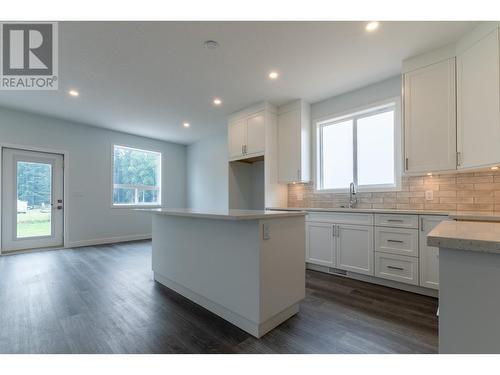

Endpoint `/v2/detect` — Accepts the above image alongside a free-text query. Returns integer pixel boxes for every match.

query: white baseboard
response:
[66,234,152,248]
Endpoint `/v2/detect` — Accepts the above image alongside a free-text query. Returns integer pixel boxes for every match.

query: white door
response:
[419,216,446,290]
[457,28,500,169]
[336,224,374,276]
[246,112,266,155]
[404,58,457,173]
[1,148,64,252]
[228,119,246,159]
[306,221,335,267]
[278,108,301,183]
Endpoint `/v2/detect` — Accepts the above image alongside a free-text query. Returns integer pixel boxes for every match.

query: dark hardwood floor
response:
[0,241,438,353]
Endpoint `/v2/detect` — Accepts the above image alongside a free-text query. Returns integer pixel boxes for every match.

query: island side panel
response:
[259,216,306,324]
[439,247,500,353]
[152,214,261,325]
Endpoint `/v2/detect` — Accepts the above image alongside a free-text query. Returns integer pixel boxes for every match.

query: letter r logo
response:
[2,23,53,75]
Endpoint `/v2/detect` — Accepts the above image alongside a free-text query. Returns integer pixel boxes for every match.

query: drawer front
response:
[375,252,419,285]
[375,227,419,257]
[374,214,418,229]
[307,212,373,226]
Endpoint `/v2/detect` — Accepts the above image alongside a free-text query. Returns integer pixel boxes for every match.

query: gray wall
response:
[0,106,187,247]
[187,131,228,210]
[312,75,401,120]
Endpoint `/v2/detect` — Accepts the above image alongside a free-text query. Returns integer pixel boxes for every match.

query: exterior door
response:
[1,148,64,252]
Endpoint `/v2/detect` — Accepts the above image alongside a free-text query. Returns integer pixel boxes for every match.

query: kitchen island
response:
[428,220,500,353]
[140,208,307,338]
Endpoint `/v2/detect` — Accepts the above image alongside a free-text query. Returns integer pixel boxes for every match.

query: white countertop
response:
[427,220,500,254]
[136,208,307,221]
[268,207,500,222]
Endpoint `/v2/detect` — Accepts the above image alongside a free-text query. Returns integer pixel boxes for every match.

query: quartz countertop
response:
[427,220,500,253]
[136,208,307,221]
[267,207,500,222]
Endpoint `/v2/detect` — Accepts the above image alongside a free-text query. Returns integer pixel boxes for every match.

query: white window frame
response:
[111,144,162,208]
[314,97,402,193]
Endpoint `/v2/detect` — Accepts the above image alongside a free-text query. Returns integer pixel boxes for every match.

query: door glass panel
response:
[16,161,52,238]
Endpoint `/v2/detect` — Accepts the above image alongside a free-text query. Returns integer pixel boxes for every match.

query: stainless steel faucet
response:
[349,182,357,208]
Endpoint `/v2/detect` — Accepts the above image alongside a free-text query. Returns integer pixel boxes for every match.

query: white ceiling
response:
[0,21,477,144]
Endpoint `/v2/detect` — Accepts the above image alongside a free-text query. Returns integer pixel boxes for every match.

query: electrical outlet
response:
[262,223,271,240]
[425,190,434,201]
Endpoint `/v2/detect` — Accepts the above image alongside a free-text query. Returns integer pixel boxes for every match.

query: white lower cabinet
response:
[306,222,335,267]
[305,211,447,292]
[306,213,374,276]
[336,224,374,276]
[375,252,419,286]
[419,216,447,290]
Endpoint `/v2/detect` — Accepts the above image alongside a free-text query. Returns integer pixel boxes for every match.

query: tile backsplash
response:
[288,170,500,212]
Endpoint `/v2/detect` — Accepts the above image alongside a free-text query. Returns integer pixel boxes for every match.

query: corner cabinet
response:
[403,58,457,174]
[277,100,311,183]
[457,27,500,169]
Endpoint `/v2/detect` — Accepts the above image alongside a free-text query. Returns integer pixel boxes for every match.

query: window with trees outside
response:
[316,101,400,192]
[112,145,162,206]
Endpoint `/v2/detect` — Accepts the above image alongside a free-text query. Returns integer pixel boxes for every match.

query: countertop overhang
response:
[427,220,500,253]
[136,208,307,221]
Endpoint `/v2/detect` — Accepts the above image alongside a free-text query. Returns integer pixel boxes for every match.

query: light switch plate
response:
[262,223,271,240]
[425,190,434,201]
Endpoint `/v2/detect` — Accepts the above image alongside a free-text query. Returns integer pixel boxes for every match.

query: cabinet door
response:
[278,109,301,183]
[457,28,500,169]
[306,222,335,267]
[404,58,456,173]
[228,119,246,159]
[336,224,374,276]
[419,216,446,290]
[246,112,266,155]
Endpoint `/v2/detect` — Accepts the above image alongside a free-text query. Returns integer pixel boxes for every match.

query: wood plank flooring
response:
[0,241,438,353]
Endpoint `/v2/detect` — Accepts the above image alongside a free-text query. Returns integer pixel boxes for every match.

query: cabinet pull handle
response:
[241,145,244,155]
[387,239,404,243]
[387,219,404,223]
[456,152,462,166]
[332,225,336,237]
[405,158,409,171]
[297,169,301,181]
[420,217,424,232]
[387,265,404,271]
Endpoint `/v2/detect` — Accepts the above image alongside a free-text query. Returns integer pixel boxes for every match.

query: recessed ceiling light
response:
[365,21,380,32]
[203,40,219,50]
[213,98,222,106]
[183,122,190,128]
[68,90,79,97]
[268,71,279,80]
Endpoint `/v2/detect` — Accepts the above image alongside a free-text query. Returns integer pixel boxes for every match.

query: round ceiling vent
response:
[203,40,220,50]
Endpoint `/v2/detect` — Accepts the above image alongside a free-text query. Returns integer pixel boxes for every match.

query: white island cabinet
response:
[428,220,500,353]
[141,208,306,338]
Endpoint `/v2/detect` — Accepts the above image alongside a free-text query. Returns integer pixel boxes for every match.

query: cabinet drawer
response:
[375,252,419,285]
[375,227,419,257]
[374,214,418,229]
[306,212,373,226]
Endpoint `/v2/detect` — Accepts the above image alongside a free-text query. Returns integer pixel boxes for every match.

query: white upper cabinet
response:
[228,119,247,159]
[277,100,311,183]
[457,27,500,169]
[228,110,266,161]
[246,112,266,155]
[403,58,457,173]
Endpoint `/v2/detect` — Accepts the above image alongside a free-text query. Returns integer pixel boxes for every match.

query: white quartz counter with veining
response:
[427,220,500,253]
[137,208,307,221]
